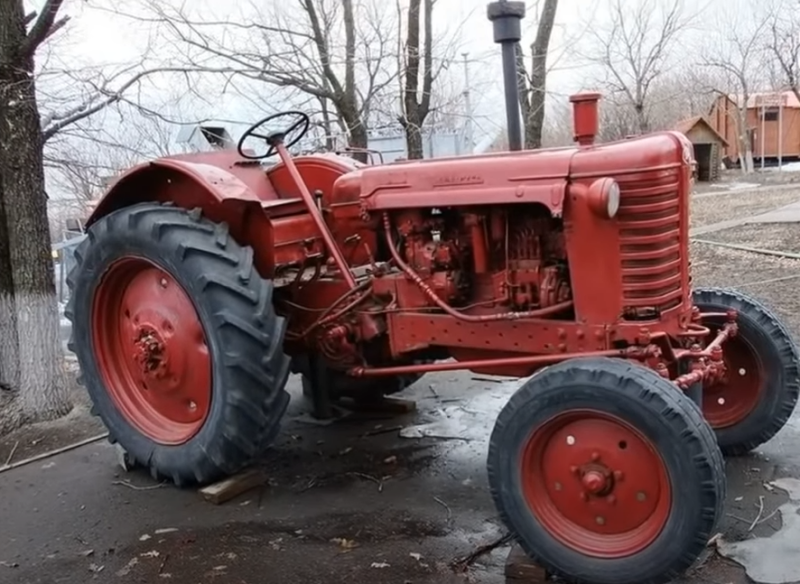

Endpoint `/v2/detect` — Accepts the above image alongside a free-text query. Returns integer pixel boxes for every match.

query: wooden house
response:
[673,116,728,181]
[708,91,800,165]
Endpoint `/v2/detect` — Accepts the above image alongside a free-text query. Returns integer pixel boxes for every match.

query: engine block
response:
[375,205,572,313]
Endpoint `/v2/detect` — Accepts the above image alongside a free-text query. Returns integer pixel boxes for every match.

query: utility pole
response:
[462,53,474,154]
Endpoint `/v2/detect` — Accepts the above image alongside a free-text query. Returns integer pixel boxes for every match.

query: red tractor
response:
[65,6,798,583]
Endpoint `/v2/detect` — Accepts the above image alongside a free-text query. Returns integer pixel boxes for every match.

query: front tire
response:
[693,287,800,455]
[66,203,291,486]
[487,358,725,584]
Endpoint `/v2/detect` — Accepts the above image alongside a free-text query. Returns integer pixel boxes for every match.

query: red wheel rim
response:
[703,333,764,428]
[521,410,672,558]
[91,257,212,445]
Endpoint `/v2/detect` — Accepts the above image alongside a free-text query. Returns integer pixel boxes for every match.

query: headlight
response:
[585,177,621,219]
[606,180,620,218]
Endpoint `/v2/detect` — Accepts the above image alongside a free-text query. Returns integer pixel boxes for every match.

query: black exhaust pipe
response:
[487,0,526,151]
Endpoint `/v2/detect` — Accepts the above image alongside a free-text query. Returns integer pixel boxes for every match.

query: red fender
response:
[86,150,364,277]
[86,150,278,274]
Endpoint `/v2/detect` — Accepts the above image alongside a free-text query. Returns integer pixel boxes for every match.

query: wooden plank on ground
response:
[505,545,548,583]
[199,469,266,505]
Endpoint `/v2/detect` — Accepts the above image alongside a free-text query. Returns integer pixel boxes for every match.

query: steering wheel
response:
[236,110,311,160]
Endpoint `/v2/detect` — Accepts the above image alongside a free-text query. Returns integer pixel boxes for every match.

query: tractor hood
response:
[353,146,576,216]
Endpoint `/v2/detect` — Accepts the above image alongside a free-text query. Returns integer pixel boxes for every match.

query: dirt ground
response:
[3,177,800,584]
[0,373,105,467]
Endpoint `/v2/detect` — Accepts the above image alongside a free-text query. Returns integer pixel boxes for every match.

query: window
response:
[763,108,780,122]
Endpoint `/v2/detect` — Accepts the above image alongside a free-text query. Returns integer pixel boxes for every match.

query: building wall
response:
[685,124,721,145]
[749,107,800,160]
[709,96,800,161]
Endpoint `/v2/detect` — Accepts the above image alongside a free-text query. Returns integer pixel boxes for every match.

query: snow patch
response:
[400,379,519,461]
[717,478,800,584]
[776,162,800,173]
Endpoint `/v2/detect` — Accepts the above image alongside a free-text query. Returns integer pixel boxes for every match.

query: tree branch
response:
[23,0,67,57]
[41,66,241,143]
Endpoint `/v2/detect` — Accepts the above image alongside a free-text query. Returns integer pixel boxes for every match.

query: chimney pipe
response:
[487,1,526,151]
[569,92,602,147]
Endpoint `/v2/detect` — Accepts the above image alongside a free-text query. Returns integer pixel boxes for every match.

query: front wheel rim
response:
[521,410,672,558]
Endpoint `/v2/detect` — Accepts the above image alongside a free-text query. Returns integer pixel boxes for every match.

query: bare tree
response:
[516,0,560,149]
[765,0,800,104]
[131,0,399,157]
[0,0,72,423]
[701,6,772,173]
[593,70,720,142]
[0,0,185,431]
[398,0,434,159]
[582,0,694,134]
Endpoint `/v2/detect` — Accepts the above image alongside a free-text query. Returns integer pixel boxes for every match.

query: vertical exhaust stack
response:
[487,1,526,151]
[569,92,602,147]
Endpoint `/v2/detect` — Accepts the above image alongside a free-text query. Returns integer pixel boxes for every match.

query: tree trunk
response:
[401,0,433,160]
[635,103,649,134]
[525,0,559,149]
[339,102,369,162]
[403,113,425,160]
[0,0,70,424]
[734,103,754,174]
[0,172,19,392]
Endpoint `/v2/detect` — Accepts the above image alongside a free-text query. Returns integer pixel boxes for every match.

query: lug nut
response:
[596,516,605,526]
[637,491,647,502]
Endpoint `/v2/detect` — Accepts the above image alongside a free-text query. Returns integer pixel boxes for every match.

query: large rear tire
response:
[487,357,725,584]
[693,287,800,455]
[66,203,291,486]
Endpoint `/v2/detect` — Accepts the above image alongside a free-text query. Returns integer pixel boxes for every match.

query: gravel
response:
[691,188,800,229]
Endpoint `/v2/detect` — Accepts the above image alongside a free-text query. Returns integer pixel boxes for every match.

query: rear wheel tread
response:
[66,202,290,486]
[693,286,800,455]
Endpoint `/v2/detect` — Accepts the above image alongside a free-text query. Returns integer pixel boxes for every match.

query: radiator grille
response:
[616,169,685,316]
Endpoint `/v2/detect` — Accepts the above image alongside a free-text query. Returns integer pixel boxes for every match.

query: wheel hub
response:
[91,257,212,445]
[133,328,168,378]
[522,411,671,558]
[702,333,763,428]
[579,467,612,496]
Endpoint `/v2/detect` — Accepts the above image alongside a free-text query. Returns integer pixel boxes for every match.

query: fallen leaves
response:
[331,537,359,551]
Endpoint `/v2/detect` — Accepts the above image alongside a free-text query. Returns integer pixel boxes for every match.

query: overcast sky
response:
[33,0,610,137]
